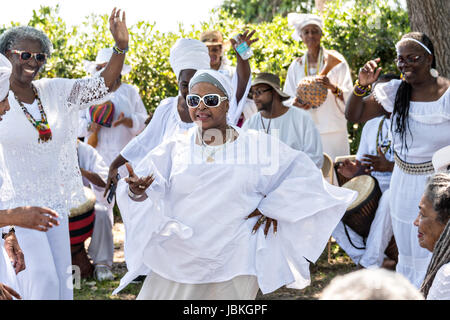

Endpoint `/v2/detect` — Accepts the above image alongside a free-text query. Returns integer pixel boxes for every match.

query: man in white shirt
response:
[242,72,323,168]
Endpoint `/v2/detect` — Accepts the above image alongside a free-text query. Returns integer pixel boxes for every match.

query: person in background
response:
[77,140,115,281]
[284,13,353,161]
[242,72,323,168]
[332,74,399,270]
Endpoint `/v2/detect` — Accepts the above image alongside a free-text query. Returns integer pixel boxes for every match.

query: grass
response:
[73,240,358,300]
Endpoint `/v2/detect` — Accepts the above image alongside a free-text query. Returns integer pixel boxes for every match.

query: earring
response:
[430,68,439,78]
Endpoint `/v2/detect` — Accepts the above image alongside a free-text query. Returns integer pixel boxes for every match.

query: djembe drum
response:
[69,187,96,278]
[296,51,342,108]
[341,175,398,262]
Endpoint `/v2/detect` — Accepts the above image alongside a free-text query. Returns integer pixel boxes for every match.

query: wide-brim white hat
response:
[432,145,450,173]
[83,48,132,76]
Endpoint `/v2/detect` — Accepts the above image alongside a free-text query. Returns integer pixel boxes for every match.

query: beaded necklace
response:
[14,85,52,143]
[376,116,391,155]
[304,47,324,76]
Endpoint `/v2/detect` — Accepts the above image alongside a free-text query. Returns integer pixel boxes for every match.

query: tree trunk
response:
[406,0,450,78]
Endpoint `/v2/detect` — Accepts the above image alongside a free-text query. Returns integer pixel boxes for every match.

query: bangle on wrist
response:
[353,79,371,97]
[332,86,342,97]
[128,186,146,201]
[113,45,129,55]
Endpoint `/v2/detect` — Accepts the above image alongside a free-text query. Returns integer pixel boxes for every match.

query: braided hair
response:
[420,172,450,298]
[393,32,436,152]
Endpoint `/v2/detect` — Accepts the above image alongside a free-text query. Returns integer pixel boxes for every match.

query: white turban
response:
[83,48,132,76]
[169,39,210,81]
[432,145,450,173]
[0,53,12,101]
[287,13,323,42]
[189,69,232,100]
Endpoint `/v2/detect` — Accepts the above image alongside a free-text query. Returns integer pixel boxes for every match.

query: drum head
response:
[70,187,96,217]
[342,175,376,211]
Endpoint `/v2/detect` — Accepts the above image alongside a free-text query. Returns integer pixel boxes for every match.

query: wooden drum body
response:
[342,175,382,238]
[69,187,96,278]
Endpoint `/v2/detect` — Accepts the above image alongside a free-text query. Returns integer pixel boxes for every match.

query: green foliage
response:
[0,1,409,153]
[221,0,315,23]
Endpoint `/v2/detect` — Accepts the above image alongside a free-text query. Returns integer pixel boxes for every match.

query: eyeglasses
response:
[10,50,47,63]
[394,55,422,65]
[186,94,227,108]
[248,88,272,99]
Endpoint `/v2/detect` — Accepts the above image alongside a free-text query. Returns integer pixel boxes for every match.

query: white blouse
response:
[427,262,450,300]
[113,126,356,294]
[283,50,353,134]
[0,77,110,213]
[78,83,148,167]
[373,80,450,163]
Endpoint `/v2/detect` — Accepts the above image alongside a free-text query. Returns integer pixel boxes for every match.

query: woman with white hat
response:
[0,8,129,299]
[112,69,356,299]
[284,13,353,162]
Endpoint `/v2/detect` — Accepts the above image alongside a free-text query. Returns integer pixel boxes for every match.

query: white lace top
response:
[427,262,450,300]
[0,77,110,214]
[373,79,450,163]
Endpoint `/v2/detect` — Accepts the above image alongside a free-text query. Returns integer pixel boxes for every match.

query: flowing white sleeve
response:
[427,263,450,300]
[66,76,111,110]
[227,69,252,125]
[372,79,402,113]
[253,139,357,292]
[128,85,148,136]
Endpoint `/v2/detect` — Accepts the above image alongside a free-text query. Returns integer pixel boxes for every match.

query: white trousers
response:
[332,189,393,268]
[137,272,260,300]
[15,213,73,300]
[87,202,114,267]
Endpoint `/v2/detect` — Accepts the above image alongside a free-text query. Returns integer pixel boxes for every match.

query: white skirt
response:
[137,272,260,300]
[389,165,432,288]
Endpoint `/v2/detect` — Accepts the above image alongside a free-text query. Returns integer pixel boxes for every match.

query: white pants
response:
[15,213,73,300]
[137,272,260,300]
[88,202,114,267]
[332,189,393,268]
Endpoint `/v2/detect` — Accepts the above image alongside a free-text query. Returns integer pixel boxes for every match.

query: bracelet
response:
[353,79,371,97]
[332,86,342,97]
[128,186,146,201]
[113,45,129,55]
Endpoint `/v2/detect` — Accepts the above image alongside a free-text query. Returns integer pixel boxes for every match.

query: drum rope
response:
[343,222,367,250]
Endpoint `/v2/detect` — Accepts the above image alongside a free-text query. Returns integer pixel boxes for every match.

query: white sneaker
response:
[94,265,114,281]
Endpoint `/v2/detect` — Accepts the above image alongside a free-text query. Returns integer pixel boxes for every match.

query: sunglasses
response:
[186,94,227,108]
[248,87,272,99]
[10,50,47,63]
[394,55,422,65]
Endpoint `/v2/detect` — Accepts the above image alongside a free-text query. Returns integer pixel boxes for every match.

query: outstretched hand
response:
[0,283,21,300]
[358,57,382,87]
[246,209,277,238]
[230,30,259,53]
[124,163,154,195]
[109,8,129,49]
[113,112,133,128]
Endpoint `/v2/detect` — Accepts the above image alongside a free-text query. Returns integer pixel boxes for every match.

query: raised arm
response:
[345,58,389,123]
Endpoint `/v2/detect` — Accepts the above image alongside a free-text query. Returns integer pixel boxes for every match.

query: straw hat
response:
[200,30,231,52]
[251,73,290,101]
[83,48,132,76]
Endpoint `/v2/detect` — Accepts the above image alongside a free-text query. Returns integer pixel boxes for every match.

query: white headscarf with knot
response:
[169,39,210,81]
[189,69,232,100]
[0,53,12,101]
[287,13,323,42]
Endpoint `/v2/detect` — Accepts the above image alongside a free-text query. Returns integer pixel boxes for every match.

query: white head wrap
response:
[432,145,450,173]
[288,13,323,42]
[189,69,232,100]
[169,39,210,81]
[0,53,12,101]
[83,48,132,76]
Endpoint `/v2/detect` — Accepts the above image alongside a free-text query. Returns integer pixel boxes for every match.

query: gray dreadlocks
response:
[420,172,450,298]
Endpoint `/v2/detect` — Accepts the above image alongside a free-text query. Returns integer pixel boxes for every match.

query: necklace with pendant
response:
[14,85,52,143]
[198,126,232,163]
[376,116,391,155]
